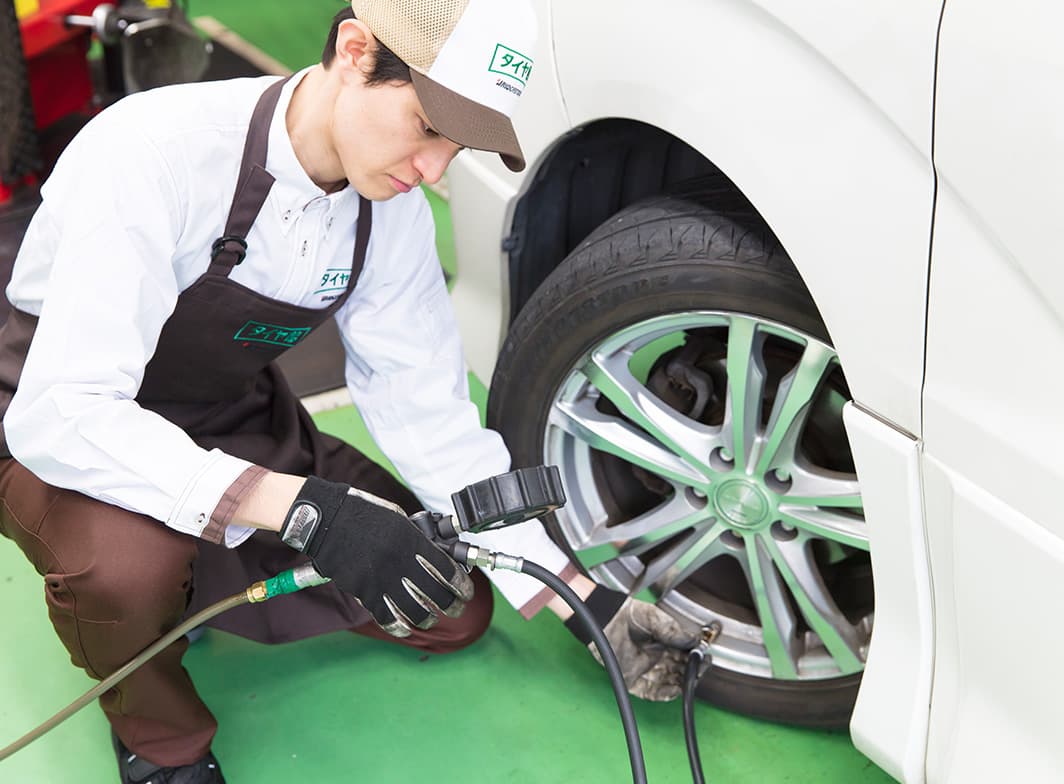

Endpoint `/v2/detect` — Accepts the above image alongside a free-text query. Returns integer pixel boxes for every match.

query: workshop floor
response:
[0,3,896,782]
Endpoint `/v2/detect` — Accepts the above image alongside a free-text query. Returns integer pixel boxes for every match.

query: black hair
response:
[321,7,413,86]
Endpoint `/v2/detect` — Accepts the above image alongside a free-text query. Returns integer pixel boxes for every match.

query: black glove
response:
[280,476,474,637]
[565,586,701,701]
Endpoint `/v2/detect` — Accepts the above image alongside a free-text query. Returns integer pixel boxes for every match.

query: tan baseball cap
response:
[350,0,538,172]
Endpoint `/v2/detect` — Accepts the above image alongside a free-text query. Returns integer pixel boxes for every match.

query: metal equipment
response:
[2,0,209,201]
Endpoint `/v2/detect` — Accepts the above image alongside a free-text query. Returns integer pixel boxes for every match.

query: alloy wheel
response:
[544,311,872,681]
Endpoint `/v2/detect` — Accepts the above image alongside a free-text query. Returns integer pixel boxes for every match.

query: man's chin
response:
[365,191,400,202]
[354,180,402,201]
[351,189,397,202]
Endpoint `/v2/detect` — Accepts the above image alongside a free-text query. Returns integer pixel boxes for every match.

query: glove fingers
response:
[388,562,473,632]
[408,573,467,621]
[632,650,689,702]
[386,580,440,630]
[440,597,467,620]
[377,594,416,638]
[400,578,442,630]
[416,553,475,604]
[629,603,700,650]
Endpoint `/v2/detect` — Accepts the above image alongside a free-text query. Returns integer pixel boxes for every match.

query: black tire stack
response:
[0,0,41,188]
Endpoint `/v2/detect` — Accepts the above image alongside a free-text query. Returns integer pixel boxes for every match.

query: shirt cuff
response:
[166,449,257,540]
[201,463,269,545]
[517,561,581,620]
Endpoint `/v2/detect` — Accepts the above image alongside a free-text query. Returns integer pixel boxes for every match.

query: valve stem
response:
[694,622,722,659]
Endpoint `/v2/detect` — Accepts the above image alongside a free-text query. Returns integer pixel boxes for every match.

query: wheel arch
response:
[504,118,738,321]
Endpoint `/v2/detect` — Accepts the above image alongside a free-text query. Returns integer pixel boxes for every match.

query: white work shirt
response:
[5,69,570,610]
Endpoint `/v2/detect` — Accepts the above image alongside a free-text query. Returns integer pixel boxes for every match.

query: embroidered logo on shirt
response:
[315,268,351,303]
[234,320,311,347]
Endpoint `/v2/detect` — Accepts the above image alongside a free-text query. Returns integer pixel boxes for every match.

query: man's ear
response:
[334,18,378,77]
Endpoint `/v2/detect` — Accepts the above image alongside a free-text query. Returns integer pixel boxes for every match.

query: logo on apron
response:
[234,320,311,347]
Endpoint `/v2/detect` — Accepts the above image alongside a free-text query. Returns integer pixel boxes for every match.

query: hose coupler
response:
[449,542,524,572]
[246,581,269,603]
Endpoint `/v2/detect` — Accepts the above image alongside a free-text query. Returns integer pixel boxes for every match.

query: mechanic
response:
[0,2,698,782]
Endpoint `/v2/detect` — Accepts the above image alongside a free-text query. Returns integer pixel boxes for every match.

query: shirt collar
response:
[267,67,357,234]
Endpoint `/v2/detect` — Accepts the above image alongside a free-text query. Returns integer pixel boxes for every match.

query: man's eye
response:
[423,122,439,138]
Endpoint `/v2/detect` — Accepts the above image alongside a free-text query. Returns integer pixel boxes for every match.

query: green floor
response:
[0,4,897,782]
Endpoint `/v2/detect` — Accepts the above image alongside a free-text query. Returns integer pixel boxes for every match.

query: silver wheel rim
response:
[544,311,872,680]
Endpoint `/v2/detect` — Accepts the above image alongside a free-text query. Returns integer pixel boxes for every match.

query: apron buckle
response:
[211,235,249,265]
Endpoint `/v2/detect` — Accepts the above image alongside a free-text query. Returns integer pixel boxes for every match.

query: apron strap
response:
[207,75,373,297]
[208,77,289,275]
[349,195,372,288]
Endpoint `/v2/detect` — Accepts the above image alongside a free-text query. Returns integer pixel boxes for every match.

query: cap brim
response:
[411,71,526,173]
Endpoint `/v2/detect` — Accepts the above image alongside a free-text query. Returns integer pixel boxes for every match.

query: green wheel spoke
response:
[550,396,707,489]
[630,521,729,598]
[785,464,862,508]
[782,493,863,509]
[722,316,767,472]
[741,535,801,679]
[778,509,869,551]
[755,341,836,477]
[762,536,865,674]
[582,347,717,477]
[580,492,711,549]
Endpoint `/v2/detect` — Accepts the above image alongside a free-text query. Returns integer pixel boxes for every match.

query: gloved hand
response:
[565,586,701,702]
[280,476,474,637]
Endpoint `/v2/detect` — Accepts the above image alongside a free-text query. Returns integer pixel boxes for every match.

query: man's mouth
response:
[389,176,414,194]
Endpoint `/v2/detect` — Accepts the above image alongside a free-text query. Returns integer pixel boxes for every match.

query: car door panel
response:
[925,0,1064,779]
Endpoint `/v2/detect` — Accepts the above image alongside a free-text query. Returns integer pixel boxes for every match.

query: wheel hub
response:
[713,479,771,530]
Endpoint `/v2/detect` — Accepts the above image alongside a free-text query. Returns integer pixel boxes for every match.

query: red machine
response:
[2,0,206,203]
[19,0,101,129]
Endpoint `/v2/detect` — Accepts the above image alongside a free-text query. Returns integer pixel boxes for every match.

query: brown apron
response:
[0,76,414,640]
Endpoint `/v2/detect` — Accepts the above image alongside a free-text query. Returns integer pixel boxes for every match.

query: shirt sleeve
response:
[335,192,572,610]
[4,106,256,544]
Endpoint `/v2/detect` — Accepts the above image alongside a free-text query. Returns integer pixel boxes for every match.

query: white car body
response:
[446,1,1064,782]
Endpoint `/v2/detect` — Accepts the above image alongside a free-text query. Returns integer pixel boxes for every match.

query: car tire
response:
[488,193,872,728]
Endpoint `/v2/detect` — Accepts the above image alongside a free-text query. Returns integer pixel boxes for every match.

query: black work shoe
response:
[112,731,226,784]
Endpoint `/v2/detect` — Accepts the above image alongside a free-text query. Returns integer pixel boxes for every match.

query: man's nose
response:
[415,144,460,186]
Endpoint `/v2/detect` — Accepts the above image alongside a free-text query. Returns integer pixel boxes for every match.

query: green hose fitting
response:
[1,562,333,764]
[262,564,331,599]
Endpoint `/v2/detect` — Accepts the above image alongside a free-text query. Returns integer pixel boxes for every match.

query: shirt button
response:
[196,513,206,524]
[283,210,293,222]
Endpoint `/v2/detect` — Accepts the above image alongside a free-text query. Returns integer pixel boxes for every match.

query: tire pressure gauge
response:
[451,465,566,533]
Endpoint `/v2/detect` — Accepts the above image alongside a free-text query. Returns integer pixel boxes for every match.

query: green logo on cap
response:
[489,44,533,85]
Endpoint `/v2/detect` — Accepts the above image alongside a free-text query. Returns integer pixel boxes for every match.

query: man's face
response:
[331,77,464,201]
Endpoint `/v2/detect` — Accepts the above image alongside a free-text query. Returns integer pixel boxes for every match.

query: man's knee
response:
[40,492,198,626]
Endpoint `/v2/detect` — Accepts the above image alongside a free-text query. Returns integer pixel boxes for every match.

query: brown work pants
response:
[0,456,494,768]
